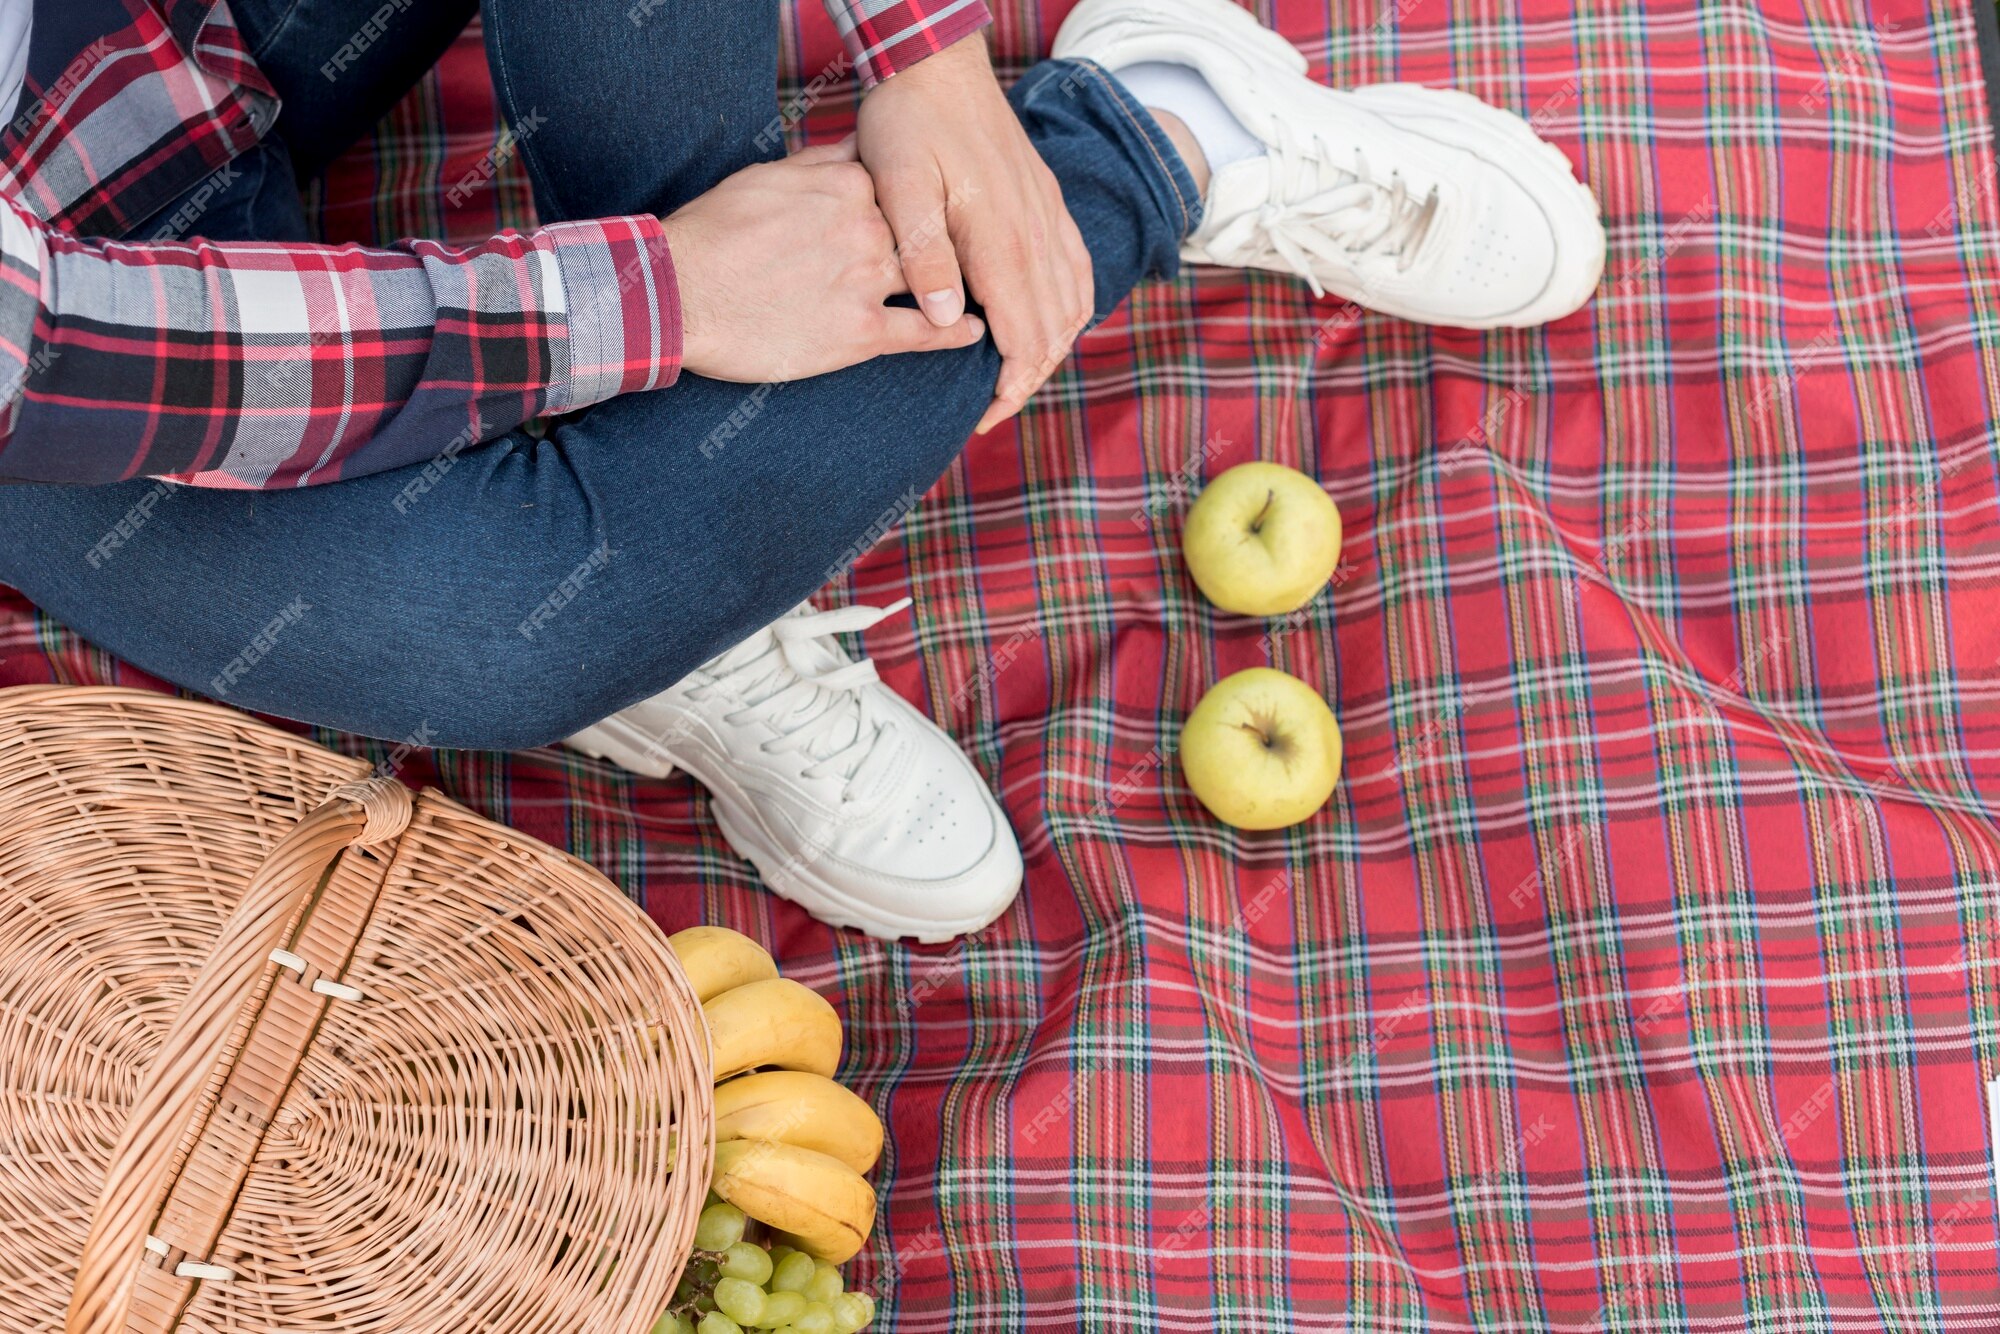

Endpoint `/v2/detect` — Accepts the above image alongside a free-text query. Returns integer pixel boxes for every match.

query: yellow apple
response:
[1180,668,1342,830]
[1182,461,1342,616]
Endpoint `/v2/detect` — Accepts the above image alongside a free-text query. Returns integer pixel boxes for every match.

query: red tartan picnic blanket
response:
[8,2,2000,1329]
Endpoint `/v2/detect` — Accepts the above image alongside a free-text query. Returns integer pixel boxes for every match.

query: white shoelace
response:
[1208,121,1441,298]
[689,599,913,801]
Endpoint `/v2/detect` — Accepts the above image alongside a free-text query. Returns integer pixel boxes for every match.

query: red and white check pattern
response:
[0,195,680,486]
[15,2,1999,1330]
[834,0,994,85]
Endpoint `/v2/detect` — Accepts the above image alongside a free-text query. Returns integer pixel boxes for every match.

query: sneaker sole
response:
[708,798,1019,946]
[567,720,1021,945]
[567,716,679,779]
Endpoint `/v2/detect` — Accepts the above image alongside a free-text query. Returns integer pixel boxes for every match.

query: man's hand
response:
[857,34,1093,434]
[663,138,986,383]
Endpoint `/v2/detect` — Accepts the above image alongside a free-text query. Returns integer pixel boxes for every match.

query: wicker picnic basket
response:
[0,686,713,1334]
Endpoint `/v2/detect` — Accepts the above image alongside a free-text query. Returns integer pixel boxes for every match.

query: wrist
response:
[896,29,988,79]
[860,31,998,131]
[658,212,720,375]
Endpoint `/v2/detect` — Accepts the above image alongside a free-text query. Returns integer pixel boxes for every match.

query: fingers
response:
[1061,210,1095,334]
[789,134,860,165]
[970,197,1091,435]
[873,306,987,356]
[975,370,1032,437]
[974,311,1083,435]
[875,167,967,327]
[976,289,1093,436]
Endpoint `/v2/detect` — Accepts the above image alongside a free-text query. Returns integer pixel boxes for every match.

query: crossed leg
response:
[0,2,1199,749]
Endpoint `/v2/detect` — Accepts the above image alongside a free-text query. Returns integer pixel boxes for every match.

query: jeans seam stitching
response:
[243,0,313,64]
[1073,61,1195,233]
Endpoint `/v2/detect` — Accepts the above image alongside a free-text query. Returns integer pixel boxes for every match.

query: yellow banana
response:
[705,977,842,1081]
[668,926,779,1002]
[712,1070,884,1174]
[711,1139,876,1265]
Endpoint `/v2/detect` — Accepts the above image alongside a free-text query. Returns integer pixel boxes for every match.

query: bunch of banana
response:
[669,927,886,1266]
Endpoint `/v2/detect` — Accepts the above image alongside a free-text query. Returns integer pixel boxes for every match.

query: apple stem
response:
[1249,489,1276,534]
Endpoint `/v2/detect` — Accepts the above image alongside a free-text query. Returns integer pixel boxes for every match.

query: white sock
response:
[1112,61,1265,175]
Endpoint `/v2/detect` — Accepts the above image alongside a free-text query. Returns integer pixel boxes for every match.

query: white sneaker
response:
[564,601,1023,944]
[1054,0,1606,328]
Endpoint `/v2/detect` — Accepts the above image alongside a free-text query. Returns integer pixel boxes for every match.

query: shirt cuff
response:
[539,213,683,413]
[0,198,46,466]
[835,0,994,88]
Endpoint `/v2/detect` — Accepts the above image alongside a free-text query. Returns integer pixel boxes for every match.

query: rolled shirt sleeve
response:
[0,193,682,488]
[827,0,993,87]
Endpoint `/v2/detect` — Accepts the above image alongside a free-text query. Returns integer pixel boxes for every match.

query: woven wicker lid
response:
[0,686,711,1334]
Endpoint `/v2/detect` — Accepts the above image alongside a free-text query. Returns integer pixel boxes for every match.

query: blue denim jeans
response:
[0,2,1199,750]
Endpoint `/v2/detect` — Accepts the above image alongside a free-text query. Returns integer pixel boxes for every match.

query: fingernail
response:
[923,289,963,324]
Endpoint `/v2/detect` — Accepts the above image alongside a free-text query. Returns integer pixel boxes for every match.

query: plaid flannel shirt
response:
[833,0,993,87]
[0,0,990,488]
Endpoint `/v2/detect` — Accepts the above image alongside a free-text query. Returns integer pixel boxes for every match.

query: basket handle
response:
[64,778,413,1334]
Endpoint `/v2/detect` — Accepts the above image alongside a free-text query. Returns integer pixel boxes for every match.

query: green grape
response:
[830,1292,875,1332]
[792,1302,835,1334]
[650,1312,695,1334]
[705,1188,724,1208]
[713,1277,767,1326]
[693,1290,719,1315]
[757,1290,806,1326]
[804,1264,842,1304]
[719,1241,775,1285]
[694,1203,749,1252]
[768,1245,797,1269]
[771,1251,817,1294]
[697,1316,745,1334]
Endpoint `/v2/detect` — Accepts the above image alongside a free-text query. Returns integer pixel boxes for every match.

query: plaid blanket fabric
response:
[6,1,2000,1328]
